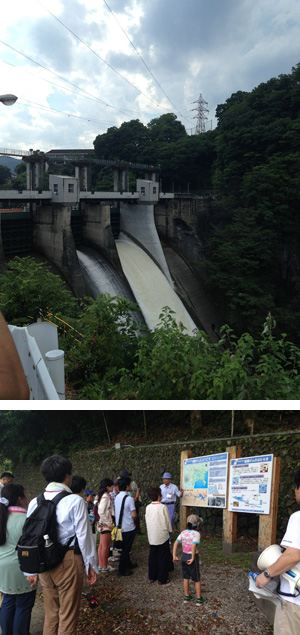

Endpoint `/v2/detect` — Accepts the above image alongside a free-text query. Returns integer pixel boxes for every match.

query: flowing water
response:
[116,233,197,334]
[77,247,133,300]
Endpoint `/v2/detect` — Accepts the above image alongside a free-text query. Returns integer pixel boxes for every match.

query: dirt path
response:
[29,542,273,635]
[30,590,44,635]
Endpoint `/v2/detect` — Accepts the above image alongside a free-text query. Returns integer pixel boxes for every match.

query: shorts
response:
[181,553,200,582]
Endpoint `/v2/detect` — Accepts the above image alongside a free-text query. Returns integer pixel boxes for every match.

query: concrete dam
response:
[0,169,223,341]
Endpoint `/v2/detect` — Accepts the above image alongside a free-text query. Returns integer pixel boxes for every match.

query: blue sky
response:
[0,0,299,152]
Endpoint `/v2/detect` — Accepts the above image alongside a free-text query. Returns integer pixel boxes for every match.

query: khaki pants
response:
[39,550,84,635]
[274,599,300,635]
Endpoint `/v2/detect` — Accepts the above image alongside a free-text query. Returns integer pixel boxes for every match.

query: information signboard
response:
[182,452,229,508]
[228,454,273,514]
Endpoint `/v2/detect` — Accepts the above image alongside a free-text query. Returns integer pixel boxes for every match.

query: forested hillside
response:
[93,64,300,344]
[1,409,299,465]
[93,112,216,192]
[205,63,300,341]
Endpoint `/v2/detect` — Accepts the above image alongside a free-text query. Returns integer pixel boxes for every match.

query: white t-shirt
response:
[279,510,300,604]
[27,483,98,575]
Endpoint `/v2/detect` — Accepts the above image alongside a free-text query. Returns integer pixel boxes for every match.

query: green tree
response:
[64,294,143,398]
[0,165,12,185]
[0,256,79,325]
[147,113,187,144]
[113,311,300,400]
[205,63,300,341]
[94,120,149,162]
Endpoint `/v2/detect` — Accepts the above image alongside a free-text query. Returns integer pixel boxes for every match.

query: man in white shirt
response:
[160,471,183,540]
[26,455,98,635]
[114,476,137,577]
[255,467,300,635]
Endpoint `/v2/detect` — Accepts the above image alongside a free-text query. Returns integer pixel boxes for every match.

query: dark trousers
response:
[119,529,136,573]
[0,590,36,635]
[148,539,170,584]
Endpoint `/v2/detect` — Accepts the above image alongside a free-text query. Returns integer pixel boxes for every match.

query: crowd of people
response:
[1,460,300,634]
[0,459,200,635]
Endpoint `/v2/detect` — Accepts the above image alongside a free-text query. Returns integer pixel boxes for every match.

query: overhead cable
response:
[18,98,117,125]
[35,0,170,112]
[102,0,189,122]
[0,40,139,118]
[0,58,146,118]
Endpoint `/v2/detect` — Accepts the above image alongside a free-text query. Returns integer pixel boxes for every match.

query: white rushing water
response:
[77,247,132,299]
[116,233,197,335]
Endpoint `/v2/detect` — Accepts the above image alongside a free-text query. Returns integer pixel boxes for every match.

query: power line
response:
[35,0,170,112]
[102,0,189,122]
[0,40,140,119]
[0,58,135,116]
[18,98,116,125]
[0,58,157,121]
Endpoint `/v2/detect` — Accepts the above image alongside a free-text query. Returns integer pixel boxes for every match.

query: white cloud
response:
[0,0,299,150]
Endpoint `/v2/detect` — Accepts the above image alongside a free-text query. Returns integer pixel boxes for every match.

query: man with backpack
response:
[22,454,98,635]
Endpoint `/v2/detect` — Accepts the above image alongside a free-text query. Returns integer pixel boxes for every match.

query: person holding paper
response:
[255,467,300,634]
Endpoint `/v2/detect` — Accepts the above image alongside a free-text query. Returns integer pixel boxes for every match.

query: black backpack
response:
[17,491,74,573]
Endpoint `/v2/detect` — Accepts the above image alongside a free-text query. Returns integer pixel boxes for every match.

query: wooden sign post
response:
[180,449,192,532]
[222,445,241,553]
[180,446,280,556]
[258,456,281,552]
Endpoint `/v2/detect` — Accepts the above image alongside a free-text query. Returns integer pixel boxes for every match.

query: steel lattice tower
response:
[191,94,209,134]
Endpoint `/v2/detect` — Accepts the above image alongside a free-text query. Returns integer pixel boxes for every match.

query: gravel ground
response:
[117,544,274,635]
[30,542,274,635]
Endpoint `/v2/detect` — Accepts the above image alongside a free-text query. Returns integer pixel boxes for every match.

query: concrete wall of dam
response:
[31,204,86,297]
[0,194,223,339]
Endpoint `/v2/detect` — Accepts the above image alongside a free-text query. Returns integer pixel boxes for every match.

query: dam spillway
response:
[115,233,197,335]
[77,246,133,300]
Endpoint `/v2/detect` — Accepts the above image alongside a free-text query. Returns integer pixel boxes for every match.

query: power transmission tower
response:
[191,94,209,134]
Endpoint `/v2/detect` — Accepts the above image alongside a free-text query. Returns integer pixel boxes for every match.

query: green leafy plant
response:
[0,256,78,325]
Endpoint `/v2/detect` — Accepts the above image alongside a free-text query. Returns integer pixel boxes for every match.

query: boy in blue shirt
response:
[173,514,207,605]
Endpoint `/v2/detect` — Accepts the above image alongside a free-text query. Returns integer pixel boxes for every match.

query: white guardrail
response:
[8,321,65,400]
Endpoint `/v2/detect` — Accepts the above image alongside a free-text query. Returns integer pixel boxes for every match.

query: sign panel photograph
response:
[228,454,273,514]
[182,452,229,508]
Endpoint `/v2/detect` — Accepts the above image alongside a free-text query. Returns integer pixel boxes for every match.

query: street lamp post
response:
[0,94,18,106]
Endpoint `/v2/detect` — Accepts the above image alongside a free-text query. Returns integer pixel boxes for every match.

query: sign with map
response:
[182,452,229,508]
[228,454,273,514]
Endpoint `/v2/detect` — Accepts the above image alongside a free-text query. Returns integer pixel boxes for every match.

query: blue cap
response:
[85,489,95,495]
[162,472,172,479]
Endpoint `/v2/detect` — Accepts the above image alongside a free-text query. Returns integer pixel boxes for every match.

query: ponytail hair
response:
[0,483,25,546]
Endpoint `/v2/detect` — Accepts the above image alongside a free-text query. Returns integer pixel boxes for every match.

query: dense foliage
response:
[93,113,216,192]
[0,257,78,325]
[0,164,12,186]
[66,309,300,400]
[2,257,300,399]
[1,161,27,190]
[204,63,300,341]
[0,409,298,465]
[92,64,300,343]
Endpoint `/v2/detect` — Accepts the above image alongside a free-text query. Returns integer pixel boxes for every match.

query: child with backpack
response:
[173,514,207,605]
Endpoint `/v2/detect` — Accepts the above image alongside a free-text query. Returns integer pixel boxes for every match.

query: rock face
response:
[155,197,224,336]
